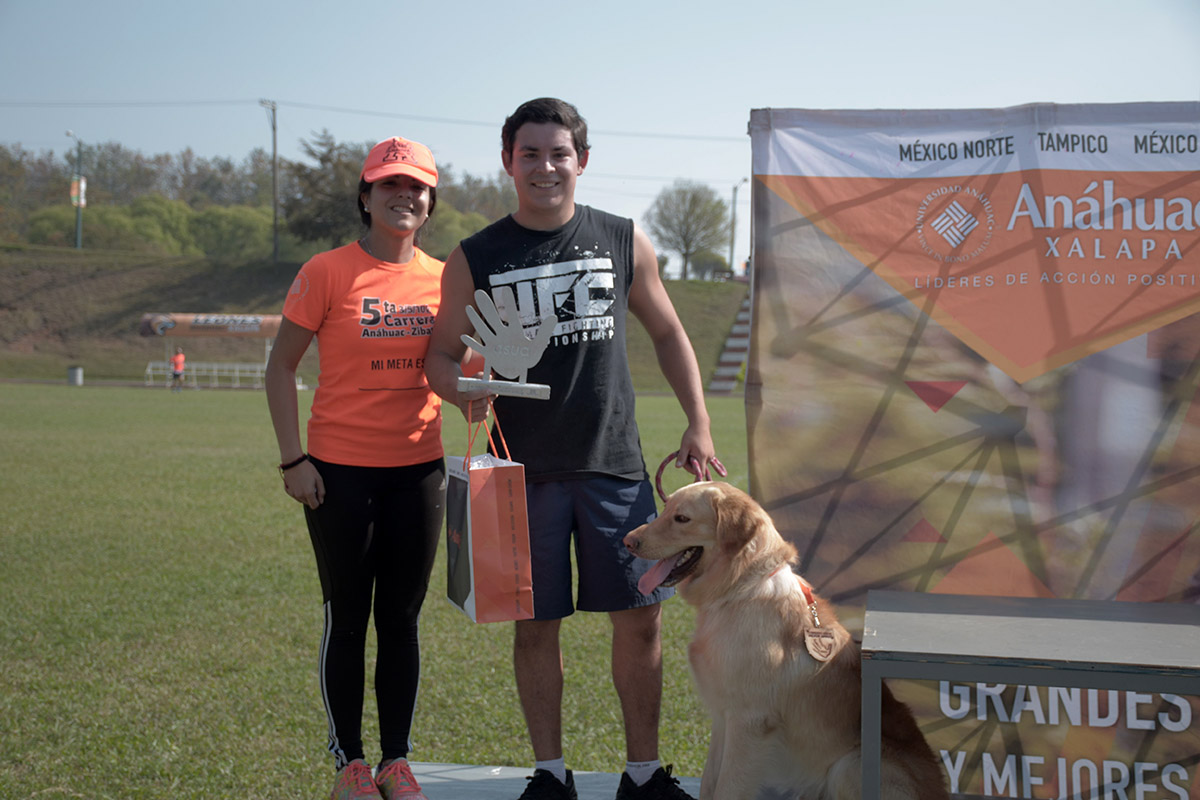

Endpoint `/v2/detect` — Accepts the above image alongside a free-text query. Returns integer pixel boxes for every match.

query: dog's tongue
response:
[638,556,678,595]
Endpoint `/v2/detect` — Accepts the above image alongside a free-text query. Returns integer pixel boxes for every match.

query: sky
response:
[1,0,1198,272]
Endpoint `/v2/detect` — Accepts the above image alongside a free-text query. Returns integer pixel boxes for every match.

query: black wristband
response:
[279,453,309,472]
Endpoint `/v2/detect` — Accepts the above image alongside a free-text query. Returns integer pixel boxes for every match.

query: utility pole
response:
[260,99,279,263]
[66,130,84,249]
[729,177,747,274]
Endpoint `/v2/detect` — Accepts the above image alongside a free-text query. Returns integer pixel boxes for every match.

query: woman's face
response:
[361,174,432,234]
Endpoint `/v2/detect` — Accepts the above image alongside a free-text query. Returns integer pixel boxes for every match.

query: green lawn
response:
[0,383,747,799]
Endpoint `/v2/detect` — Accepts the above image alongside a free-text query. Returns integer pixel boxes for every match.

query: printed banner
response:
[755,104,1200,384]
[892,679,1196,800]
[747,102,1200,799]
[138,312,282,338]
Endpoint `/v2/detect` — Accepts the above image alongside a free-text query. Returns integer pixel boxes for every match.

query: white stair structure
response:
[707,292,751,394]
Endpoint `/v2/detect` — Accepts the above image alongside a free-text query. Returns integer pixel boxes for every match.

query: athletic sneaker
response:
[375,759,428,800]
[330,759,384,800]
[614,765,695,800]
[517,768,578,800]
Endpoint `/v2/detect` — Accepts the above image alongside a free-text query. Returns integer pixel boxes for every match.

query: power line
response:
[276,100,495,129]
[0,98,745,143]
[282,100,748,143]
[278,100,744,141]
[0,99,256,108]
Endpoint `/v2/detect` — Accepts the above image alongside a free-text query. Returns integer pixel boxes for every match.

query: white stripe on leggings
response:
[319,601,348,769]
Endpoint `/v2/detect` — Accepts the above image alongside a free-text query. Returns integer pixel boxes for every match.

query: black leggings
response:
[303,456,445,768]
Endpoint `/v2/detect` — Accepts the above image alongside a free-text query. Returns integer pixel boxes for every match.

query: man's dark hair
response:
[502,98,590,157]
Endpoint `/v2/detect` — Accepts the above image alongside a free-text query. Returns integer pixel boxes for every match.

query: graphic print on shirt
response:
[358,297,435,339]
[358,296,435,381]
[487,257,615,349]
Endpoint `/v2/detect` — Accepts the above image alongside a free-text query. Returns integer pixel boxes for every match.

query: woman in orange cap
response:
[266,136,477,800]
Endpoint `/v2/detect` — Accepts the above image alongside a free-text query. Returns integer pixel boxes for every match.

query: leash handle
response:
[655,450,727,501]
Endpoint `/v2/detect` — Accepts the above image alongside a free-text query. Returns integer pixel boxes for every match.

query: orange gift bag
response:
[446,410,535,623]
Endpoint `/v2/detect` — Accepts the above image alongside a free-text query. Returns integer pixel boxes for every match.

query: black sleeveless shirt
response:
[460,205,645,481]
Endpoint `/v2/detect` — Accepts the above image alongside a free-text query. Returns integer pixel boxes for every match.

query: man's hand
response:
[460,287,555,384]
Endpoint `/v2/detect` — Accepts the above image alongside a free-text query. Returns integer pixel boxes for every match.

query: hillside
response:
[0,244,749,392]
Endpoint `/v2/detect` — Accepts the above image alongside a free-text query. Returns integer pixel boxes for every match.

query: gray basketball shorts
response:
[525,474,674,620]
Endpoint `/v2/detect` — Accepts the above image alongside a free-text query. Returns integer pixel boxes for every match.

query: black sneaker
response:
[614,765,695,800]
[518,769,578,800]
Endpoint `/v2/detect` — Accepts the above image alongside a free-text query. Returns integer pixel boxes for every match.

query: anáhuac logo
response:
[915,185,996,263]
[382,138,417,165]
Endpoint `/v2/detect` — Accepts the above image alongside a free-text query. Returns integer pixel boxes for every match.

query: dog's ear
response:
[713,486,762,556]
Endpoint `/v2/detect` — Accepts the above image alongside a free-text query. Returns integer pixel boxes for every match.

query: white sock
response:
[625,759,661,786]
[535,757,568,784]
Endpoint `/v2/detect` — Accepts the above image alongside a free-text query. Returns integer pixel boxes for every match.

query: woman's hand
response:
[282,459,325,509]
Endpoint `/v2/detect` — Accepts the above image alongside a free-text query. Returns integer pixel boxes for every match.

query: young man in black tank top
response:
[427,98,720,800]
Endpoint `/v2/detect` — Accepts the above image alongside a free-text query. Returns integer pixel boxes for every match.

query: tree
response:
[282,130,370,250]
[439,167,518,221]
[86,141,174,205]
[190,206,273,263]
[178,150,239,207]
[690,249,731,281]
[643,180,730,280]
[129,195,201,255]
[28,204,162,253]
[240,147,277,209]
[26,206,76,248]
[0,134,518,258]
[419,204,489,261]
[0,143,70,242]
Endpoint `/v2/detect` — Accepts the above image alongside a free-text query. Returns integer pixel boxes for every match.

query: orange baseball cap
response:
[360,136,438,187]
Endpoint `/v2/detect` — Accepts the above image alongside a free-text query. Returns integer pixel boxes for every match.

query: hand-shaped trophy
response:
[457,287,555,400]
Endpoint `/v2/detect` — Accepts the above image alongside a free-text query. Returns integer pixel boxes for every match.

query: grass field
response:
[0,383,748,799]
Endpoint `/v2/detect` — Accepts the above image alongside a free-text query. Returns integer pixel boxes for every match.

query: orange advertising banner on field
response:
[138,312,282,338]
[760,168,1200,382]
[748,103,1199,799]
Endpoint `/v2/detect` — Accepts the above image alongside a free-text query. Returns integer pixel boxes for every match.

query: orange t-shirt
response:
[170,353,185,373]
[282,243,444,467]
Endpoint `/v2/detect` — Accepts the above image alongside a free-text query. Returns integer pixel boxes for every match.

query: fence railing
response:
[144,361,267,389]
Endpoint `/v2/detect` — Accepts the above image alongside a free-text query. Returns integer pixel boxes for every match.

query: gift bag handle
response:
[464,397,512,469]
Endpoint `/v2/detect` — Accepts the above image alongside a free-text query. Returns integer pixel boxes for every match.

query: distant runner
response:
[169,347,185,392]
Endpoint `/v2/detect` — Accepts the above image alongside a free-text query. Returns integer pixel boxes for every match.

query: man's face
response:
[502,122,588,220]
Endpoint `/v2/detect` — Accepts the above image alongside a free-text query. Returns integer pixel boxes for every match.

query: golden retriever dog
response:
[624,482,947,800]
